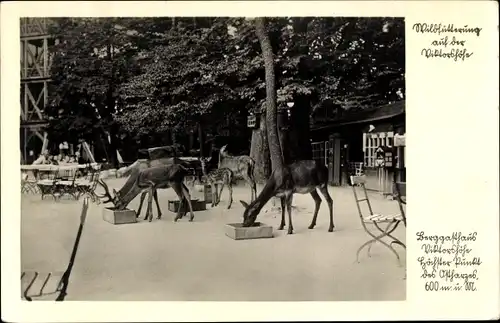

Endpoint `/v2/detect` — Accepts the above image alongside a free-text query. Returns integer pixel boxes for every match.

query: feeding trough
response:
[102,207,137,225]
[168,199,206,213]
[225,222,274,240]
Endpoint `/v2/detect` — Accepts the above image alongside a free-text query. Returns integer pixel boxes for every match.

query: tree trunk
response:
[255,17,283,172]
[289,97,312,160]
[198,122,204,157]
[250,107,271,183]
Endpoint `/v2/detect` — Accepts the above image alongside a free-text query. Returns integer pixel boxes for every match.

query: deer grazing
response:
[116,157,202,219]
[240,160,334,234]
[218,145,257,202]
[97,163,195,222]
[200,157,234,209]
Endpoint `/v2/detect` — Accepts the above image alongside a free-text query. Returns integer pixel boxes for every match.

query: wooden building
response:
[310,100,406,195]
[20,18,56,163]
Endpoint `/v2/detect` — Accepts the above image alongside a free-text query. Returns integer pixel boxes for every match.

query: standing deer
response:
[240,160,334,234]
[199,157,234,209]
[97,163,195,222]
[218,145,257,202]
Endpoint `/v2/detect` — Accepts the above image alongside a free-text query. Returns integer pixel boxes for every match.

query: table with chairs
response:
[21,163,102,202]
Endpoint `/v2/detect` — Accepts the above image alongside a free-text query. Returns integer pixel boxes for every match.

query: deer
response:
[116,157,202,219]
[199,157,234,209]
[97,163,195,222]
[218,144,257,202]
[239,160,334,235]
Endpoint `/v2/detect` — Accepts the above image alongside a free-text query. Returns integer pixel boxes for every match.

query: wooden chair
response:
[37,170,59,200]
[21,172,39,194]
[350,175,406,266]
[393,181,406,227]
[54,169,79,200]
[75,164,102,203]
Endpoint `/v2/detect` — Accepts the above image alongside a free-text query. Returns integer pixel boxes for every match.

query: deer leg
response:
[286,194,294,235]
[154,189,162,219]
[181,183,195,222]
[211,183,217,207]
[308,190,322,230]
[137,191,147,219]
[227,181,233,209]
[278,197,286,230]
[172,184,185,222]
[217,183,225,206]
[242,173,256,202]
[146,188,154,222]
[249,174,257,202]
[318,185,335,232]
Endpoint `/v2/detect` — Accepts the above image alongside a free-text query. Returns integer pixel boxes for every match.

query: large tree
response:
[47,18,141,166]
[255,17,283,172]
[47,17,404,169]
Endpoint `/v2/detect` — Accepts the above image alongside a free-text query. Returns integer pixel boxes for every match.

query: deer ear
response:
[240,200,249,209]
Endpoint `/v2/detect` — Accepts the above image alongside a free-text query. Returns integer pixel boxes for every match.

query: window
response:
[363,131,394,168]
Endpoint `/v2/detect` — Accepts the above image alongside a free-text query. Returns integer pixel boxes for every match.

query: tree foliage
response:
[46,17,405,164]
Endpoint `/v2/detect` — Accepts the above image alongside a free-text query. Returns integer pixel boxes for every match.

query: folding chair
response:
[37,170,59,200]
[54,168,80,200]
[21,172,39,194]
[75,164,102,203]
[350,175,406,266]
[393,181,406,227]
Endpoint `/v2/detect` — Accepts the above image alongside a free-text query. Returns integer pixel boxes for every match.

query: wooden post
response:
[43,38,48,77]
[328,135,335,185]
[198,122,204,157]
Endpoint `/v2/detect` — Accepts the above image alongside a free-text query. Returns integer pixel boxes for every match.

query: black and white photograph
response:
[19,15,407,302]
[3,1,498,322]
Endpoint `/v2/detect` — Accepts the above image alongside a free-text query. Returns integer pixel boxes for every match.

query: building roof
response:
[311,100,405,132]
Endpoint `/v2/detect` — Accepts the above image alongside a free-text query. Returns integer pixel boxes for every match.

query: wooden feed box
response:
[191,184,219,204]
[168,199,206,213]
[102,207,137,225]
[225,222,274,240]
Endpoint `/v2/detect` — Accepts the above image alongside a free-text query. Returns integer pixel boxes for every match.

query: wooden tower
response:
[20,18,55,163]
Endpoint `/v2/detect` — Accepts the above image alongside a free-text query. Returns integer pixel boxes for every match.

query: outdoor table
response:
[21,163,100,199]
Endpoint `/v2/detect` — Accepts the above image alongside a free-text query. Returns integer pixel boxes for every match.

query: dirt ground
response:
[21,178,406,301]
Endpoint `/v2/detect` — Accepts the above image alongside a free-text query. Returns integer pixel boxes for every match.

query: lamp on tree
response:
[286,102,294,118]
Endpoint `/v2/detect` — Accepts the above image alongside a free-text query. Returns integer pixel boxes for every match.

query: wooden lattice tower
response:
[20,18,55,163]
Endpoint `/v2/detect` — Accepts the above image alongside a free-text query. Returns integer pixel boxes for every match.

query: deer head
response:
[96,179,126,209]
[240,200,259,227]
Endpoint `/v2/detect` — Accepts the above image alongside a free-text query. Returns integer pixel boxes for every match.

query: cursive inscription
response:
[413,23,482,62]
[416,231,482,292]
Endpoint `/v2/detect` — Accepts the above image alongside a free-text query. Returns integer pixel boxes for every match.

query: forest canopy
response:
[47,17,405,166]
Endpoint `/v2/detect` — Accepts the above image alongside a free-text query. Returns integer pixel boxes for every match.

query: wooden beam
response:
[34,130,44,141]
[23,128,28,163]
[43,81,48,110]
[23,83,29,121]
[26,45,44,78]
[43,38,48,77]
[21,77,51,83]
[26,87,44,120]
[41,132,49,153]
